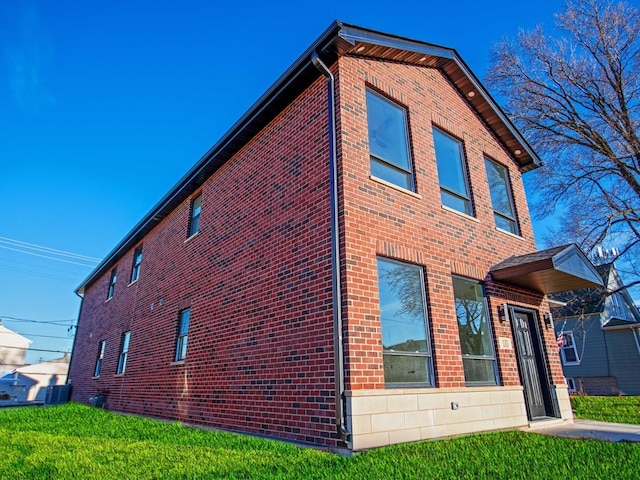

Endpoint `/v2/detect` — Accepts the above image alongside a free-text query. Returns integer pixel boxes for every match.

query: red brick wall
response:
[334,55,560,390]
[69,76,340,447]
[69,53,564,448]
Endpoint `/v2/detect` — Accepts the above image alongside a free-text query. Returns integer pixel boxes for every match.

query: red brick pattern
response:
[69,53,566,449]
[69,77,340,447]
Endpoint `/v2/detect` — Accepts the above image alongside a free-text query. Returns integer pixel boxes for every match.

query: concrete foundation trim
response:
[345,386,530,450]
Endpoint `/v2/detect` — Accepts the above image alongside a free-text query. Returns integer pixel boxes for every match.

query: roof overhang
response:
[76,21,542,295]
[490,244,604,295]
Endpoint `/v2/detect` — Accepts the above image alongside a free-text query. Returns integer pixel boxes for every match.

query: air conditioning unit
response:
[45,384,71,405]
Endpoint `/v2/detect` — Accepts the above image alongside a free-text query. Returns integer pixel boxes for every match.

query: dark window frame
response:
[116,331,131,375]
[130,246,143,283]
[188,194,202,237]
[94,340,106,377]
[175,308,190,362]
[452,276,499,386]
[433,127,473,216]
[376,256,434,388]
[107,268,117,299]
[484,157,519,234]
[366,88,415,192]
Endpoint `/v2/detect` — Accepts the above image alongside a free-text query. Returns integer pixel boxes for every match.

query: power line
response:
[0,344,70,354]
[0,236,101,262]
[0,245,97,268]
[0,330,74,340]
[0,316,76,325]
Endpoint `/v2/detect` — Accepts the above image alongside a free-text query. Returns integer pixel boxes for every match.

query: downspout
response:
[311,51,350,444]
[67,291,84,387]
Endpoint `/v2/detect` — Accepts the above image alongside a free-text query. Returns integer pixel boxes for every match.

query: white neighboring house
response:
[0,324,31,365]
[0,324,69,403]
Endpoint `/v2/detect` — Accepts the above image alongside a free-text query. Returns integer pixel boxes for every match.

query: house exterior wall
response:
[69,44,572,451]
[68,77,340,447]
[559,316,640,395]
[334,56,570,448]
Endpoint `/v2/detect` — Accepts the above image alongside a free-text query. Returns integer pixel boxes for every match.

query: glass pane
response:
[484,158,515,220]
[462,357,497,384]
[563,347,577,363]
[441,190,471,215]
[377,258,429,353]
[371,157,412,190]
[495,214,517,234]
[433,128,469,198]
[454,279,494,357]
[383,354,429,384]
[366,91,410,170]
[180,310,190,335]
[122,332,131,352]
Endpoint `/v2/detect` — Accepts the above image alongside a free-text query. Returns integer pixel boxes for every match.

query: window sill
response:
[127,279,138,287]
[562,361,580,366]
[92,376,100,380]
[105,297,113,303]
[114,373,125,377]
[441,205,479,222]
[184,232,199,244]
[171,360,186,366]
[369,175,422,199]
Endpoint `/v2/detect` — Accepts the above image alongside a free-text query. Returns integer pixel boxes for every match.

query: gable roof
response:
[490,244,603,294]
[77,21,542,295]
[551,262,640,327]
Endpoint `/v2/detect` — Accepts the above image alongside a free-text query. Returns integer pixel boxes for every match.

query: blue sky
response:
[0,0,565,363]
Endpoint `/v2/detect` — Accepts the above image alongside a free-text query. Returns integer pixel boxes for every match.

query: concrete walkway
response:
[526,419,640,443]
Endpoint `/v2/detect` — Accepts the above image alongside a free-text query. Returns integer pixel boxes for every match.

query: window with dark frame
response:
[484,157,519,234]
[366,89,414,191]
[433,127,473,215]
[94,340,106,377]
[116,331,131,374]
[376,257,433,387]
[453,276,498,385]
[175,308,190,361]
[107,268,117,299]
[130,246,143,283]
[188,194,202,237]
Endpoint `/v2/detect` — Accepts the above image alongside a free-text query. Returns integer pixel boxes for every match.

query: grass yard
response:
[1,403,639,479]
[571,395,640,424]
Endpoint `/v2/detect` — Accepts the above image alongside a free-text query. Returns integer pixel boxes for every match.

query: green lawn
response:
[571,395,640,424]
[1,403,639,479]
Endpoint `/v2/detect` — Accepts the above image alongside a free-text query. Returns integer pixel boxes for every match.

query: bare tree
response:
[486,0,640,290]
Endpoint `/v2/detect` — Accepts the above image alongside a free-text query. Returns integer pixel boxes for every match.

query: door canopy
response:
[490,244,603,294]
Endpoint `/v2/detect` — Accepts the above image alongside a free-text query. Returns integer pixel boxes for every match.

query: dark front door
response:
[509,307,552,420]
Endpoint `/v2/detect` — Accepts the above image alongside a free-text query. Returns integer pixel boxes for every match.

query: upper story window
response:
[130,246,143,283]
[560,331,580,365]
[175,308,191,362]
[376,257,433,387]
[366,90,414,191]
[433,128,473,216]
[188,194,202,237]
[107,268,117,299]
[485,158,519,234]
[117,331,131,374]
[94,340,106,377]
[609,292,633,320]
[453,276,498,385]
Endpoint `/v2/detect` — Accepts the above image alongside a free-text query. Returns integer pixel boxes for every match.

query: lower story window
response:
[377,257,433,387]
[566,377,577,393]
[453,276,498,385]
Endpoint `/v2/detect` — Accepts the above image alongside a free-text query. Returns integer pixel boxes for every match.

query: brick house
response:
[68,22,603,451]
